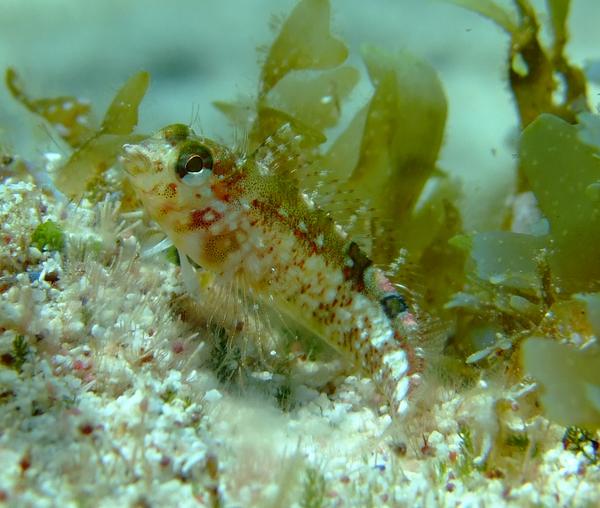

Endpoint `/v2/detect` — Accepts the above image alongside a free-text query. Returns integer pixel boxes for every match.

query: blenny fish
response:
[122,123,420,417]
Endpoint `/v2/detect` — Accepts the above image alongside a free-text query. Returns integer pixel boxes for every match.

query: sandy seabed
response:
[1,165,599,507]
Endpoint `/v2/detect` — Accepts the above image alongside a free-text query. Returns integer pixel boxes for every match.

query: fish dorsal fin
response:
[250,112,323,181]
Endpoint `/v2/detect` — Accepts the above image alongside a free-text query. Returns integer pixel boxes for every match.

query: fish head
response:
[121,124,251,271]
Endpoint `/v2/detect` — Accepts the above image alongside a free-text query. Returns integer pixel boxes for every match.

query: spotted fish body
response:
[122,124,419,417]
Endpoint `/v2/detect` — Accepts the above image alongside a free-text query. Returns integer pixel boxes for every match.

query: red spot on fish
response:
[188,207,223,230]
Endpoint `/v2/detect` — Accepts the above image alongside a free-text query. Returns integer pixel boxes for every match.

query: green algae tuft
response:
[31,220,65,252]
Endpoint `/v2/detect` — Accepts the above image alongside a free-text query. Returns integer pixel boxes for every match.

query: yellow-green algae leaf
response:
[100,71,149,135]
[265,66,359,131]
[522,337,600,429]
[259,0,348,96]
[323,46,447,264]
[217,0,351,154]
[5,67,94,148]
[547,0,570,54]
[55,72,149,197]
[469,232,547,293]
[447,230,553,358]
[574,293,600,336]
[410,177,466,313]
[520,114,600,293]
[509,1,562,128]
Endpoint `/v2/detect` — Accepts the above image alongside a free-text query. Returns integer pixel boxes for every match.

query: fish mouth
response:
[120,143,152,177]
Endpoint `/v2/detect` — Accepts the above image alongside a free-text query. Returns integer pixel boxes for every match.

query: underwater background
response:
[1,0,600,506]
[2,0,598,230]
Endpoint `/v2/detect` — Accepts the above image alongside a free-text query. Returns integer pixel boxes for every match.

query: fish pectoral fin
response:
[179,249,204,300]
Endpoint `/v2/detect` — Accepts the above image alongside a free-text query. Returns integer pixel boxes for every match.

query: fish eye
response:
[175,143,213,183]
